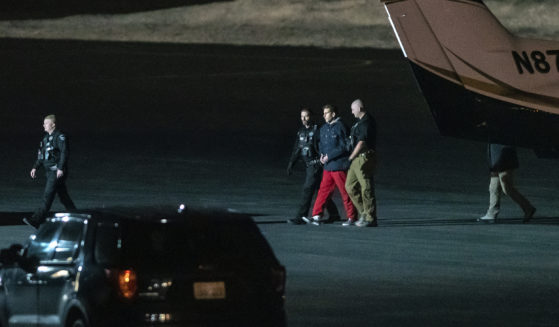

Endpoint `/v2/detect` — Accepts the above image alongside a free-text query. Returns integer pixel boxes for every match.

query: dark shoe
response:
[342,219,356,226]
[355,219,377,227]
[301,216,312,224]
[287,218,306,225]
[22,217,39,229]
[477,215,496,224]
[523,207,536,223]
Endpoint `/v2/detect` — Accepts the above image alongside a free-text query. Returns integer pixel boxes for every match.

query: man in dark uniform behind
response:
[287,108,340,225]
[24,114,76,228]
[478,143,536,223]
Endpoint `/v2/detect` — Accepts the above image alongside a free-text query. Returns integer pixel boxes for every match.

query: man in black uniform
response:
[345,99,378,227]
[287,108,339,225]
[24,114,76,228]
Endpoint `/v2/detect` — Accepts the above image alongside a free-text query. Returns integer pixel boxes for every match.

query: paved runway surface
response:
[1,38,559,326]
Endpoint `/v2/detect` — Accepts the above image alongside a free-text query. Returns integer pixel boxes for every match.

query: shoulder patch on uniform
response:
[59,134,66,141]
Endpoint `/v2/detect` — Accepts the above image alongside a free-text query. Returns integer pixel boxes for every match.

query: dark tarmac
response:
[1,38,559,326]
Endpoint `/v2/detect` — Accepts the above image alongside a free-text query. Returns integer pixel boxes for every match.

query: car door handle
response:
[26,274,47,285]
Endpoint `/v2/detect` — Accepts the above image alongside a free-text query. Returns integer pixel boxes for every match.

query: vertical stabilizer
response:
[382,0,514,91]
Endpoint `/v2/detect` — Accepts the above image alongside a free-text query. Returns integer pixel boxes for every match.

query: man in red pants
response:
[310,104,356,225]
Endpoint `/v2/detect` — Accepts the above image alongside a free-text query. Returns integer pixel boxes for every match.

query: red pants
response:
[312,170,356,219]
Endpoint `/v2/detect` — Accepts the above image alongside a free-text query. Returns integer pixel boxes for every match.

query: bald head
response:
[350,99,365,119]
[351,99,363,110]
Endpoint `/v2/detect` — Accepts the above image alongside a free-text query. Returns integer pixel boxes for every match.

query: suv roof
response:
[45,207,281,269]
[50,206,253,224]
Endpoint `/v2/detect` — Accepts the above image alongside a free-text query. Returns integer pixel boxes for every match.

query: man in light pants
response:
[345,99,378,227]
[478,143,536,223]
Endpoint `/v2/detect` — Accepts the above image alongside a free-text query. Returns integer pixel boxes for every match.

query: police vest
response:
[297,125,318,159]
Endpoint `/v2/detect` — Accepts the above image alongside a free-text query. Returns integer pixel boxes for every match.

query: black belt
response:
[358,150,375,157]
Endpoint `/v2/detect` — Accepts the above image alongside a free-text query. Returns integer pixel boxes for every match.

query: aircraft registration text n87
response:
[513,50,559,74]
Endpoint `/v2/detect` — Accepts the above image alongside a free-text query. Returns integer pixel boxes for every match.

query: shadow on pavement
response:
[380,217,559,227]
[0,0,232,20]
[254,217,559,227]
[0,212,31,226]
[4,212,559,227]
[257,220,290,225]
[492,217,559,225]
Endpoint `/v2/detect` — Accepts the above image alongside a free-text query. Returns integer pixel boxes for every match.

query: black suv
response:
[0,208,286,327]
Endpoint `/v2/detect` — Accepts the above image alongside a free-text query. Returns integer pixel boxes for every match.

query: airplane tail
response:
[382,0,513,77]
[382,0,559,152]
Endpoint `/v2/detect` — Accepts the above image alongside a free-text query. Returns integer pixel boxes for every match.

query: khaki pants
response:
[345,151,377,222]
[485,170,532,218]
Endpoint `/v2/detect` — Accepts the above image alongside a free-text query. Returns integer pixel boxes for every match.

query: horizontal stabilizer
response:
[382,0,559,154]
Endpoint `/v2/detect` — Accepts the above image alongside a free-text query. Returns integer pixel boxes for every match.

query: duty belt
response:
[306,159,322,167]
[358,150,375,157]
[46,165,58,171]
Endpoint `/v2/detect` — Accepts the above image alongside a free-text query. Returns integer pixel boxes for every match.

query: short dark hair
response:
[301,107,313,115]
[322,104,337,114]
[44,114,56,123]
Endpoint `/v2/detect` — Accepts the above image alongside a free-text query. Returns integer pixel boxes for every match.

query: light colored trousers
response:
[345,151,377,222]
[485,170,532,218]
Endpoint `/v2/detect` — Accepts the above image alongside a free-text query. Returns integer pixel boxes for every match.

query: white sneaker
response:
[342,219,356,226]
[477,215,496,223]
[312,215,326,222]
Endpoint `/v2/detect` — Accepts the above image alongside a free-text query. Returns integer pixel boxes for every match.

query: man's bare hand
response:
[30,168,37,179]
[56,169,64,178]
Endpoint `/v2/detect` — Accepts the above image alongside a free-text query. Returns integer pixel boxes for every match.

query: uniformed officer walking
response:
[286,108,340,225]
[345,99,378,227]
[24,114,76,228]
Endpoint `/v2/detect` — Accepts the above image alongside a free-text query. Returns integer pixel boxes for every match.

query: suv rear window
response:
[26,222,60,261]
[95,216,277,270]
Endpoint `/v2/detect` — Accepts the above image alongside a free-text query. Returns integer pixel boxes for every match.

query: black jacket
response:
[288,124,320,168]
[349,112,376,151]
[33,129,69,171]
[487,143,518,172]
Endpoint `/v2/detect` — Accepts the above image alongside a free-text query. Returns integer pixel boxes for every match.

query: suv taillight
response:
[117,269,138,299]
[271,266,286,294]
